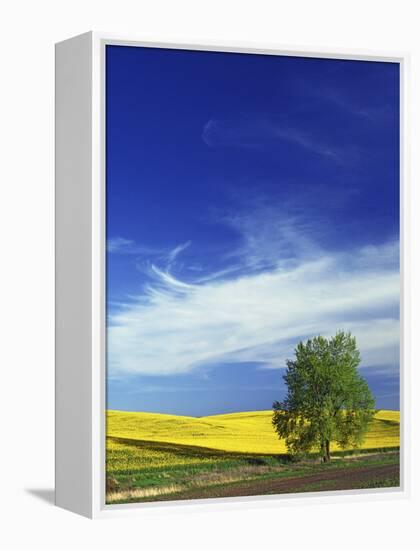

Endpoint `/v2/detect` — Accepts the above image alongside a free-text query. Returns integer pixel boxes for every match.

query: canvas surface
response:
[105,45,400,504]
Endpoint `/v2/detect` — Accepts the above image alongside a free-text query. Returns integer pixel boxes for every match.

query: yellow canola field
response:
[107,409,400,455]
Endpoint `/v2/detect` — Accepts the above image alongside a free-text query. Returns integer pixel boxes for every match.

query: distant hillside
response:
[107,409,400,454]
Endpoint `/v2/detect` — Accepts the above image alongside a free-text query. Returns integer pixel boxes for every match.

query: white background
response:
[0,0,418,547]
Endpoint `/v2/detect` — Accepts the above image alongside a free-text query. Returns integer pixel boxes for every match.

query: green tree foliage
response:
[272,331,375,462]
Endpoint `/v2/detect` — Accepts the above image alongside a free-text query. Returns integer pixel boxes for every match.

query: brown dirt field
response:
[205,463,399,498]
[145,462,400,502]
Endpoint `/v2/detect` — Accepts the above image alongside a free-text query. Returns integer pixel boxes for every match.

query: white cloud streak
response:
[202,117,352,163]
[166,241,191,262]
[107,237,136,253]
[107,237,164,256]
[108,205,399,378]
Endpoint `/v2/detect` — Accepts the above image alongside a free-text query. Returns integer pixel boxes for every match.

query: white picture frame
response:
[55,31,410,519]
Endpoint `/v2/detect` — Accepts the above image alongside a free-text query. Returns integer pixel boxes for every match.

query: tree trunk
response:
[321,440,327,462]
[321,439,331,462]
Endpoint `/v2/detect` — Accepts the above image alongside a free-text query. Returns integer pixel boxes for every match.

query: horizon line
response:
[106,407,400,419]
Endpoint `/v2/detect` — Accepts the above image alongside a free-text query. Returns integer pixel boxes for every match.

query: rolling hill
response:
[106,409,400,455]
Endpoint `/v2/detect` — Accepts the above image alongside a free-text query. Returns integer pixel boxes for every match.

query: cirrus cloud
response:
[107,203,399,378]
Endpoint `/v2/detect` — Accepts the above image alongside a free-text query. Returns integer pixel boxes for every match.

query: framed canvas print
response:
[55,32,409,518]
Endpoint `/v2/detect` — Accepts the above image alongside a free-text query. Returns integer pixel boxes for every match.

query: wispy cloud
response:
[202,117,352,163]
[220,200,322,271]
[107,237,137,253]
[150,264,194,292]
[107,237,164,256]
[309,83,396,123]
[134,240,194,291]
[281,71,392,122]
[108,201,399,378]
[108,238,193,271]
[166,240,191,262]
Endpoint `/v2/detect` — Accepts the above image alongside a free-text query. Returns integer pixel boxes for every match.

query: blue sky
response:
[106,45,400,416]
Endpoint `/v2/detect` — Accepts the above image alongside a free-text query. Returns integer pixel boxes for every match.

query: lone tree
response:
[272,331,375,462]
